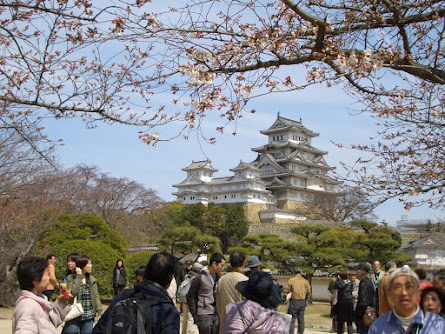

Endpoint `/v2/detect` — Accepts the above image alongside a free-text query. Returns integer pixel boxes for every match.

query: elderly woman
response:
[13,257,71,334]
[421,286,445,318]
[223,271,287,334]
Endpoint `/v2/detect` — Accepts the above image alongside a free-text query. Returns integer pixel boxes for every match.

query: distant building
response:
[401,233,445,268]
[396,215,432,233]
[173,114,341,223]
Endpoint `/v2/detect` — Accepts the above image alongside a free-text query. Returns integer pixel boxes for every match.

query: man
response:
[355,262,375,334]
[92,252,180,334]
[216,251,247,331]
[42,254,58,300]
[284,267,311,334]
[187,253,225,334]
[379,261,397,316]
[243,255,261,277]
[370,260,385,316]
[182,262,203,334]
[369,265,445,333]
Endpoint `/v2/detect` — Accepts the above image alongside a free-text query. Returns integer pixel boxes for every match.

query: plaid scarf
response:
[80,283,95,320]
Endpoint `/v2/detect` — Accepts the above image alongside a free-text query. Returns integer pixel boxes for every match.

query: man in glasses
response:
[369,265,445,333]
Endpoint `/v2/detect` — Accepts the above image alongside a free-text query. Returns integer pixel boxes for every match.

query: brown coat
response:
[284,274,311,300]
[378,272,392,315]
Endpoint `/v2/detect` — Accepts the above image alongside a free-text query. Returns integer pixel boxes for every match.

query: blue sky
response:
[43,82,444,227]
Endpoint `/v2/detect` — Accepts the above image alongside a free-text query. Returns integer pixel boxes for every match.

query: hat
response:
[262,268,271,274]
[388,265,420,289]
[246,255,261,268]
[186,260,193,265]
[235,271,280,309]
[357,262,372,273]
[192,262,203,272]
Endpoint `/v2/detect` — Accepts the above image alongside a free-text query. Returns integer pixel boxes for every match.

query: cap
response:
[388,265,420,289]
[192,262,203,272]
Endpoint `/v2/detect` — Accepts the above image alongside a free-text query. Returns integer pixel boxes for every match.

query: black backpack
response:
[104,291,167,334]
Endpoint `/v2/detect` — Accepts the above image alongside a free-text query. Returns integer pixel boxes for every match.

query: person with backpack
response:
[178,262,203,334]
[186,253,225,334]
[92,252,180,334]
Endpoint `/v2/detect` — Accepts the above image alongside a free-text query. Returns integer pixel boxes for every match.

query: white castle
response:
[173,114,341,224]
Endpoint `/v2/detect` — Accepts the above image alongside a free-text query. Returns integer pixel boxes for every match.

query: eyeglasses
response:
[391,283,417,294]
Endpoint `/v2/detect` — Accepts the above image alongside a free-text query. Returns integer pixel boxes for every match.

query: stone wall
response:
[242,202,267,224]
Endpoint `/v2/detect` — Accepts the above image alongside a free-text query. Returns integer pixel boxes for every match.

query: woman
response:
[64,255,102,334]
[65,253,80,282]
[332,269,354,334]
[13,257,71,334]
[223,271,287,334]
[112,259,127,296]
[420,286,445,318]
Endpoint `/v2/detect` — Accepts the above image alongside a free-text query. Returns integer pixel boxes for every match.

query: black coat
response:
[355,277,375,319]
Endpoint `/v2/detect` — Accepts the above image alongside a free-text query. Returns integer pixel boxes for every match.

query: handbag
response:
[362,306,377,326]
[64,297,84,322]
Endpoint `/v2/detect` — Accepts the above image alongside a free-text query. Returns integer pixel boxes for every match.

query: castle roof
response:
[182,160,218,172]
[260,114,319,137]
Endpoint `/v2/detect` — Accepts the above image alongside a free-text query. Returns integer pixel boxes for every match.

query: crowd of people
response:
[11,252,445,334]
[329,260,445,334]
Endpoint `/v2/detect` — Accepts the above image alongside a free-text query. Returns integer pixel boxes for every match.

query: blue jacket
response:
[369,308,445,334]
[92,280,180,334]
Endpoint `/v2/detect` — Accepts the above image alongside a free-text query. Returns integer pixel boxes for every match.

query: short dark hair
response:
[67,253,80,263]
[17,257,48,291]
[144,252,178,288]
[339,269,349,280]
[46,254,55,261]
[209,253,225,266]
[76,255,90,270]
[230,251,246,268]
[385,261,396,272]
[415,268,427,280]
[420,287,445,313]
[116,259,124,267]
[135,266,145,277]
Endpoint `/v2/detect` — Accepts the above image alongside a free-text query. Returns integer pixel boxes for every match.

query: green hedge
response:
[124,251,156,288]
[51,240,122,297]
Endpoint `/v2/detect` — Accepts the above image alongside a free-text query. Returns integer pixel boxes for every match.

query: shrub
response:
[124,251,156,287]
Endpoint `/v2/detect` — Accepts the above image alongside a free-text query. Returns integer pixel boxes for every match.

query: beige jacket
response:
[216,271,247,329]
[284,274,311,300]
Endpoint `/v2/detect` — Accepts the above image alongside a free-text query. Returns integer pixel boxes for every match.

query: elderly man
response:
[369,265,445,333]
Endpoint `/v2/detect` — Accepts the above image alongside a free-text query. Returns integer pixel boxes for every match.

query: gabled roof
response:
[254,153,289,174]
[172,174,203,187]
[182,160,218,172]
[402,233,445,250]
[251,140,328,155]
[267,177,287,186]
[260,114,319,137]
[230,160,260,172]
